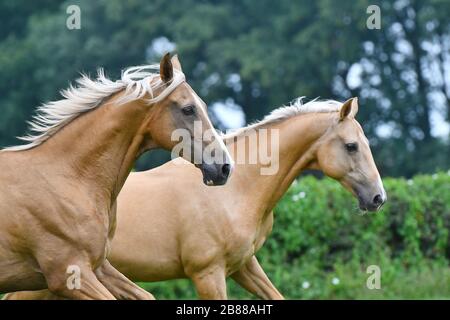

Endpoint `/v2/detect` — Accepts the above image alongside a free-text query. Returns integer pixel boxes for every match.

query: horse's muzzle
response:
[199,163,232,186]
[358,193,386,212]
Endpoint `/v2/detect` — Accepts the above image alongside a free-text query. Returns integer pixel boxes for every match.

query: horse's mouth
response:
[202,175,227,186]
[358,198,383,212]
[203,177,214,186]
[359,204,378,212]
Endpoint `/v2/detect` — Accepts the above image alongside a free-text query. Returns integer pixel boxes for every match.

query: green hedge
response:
[263,171,450,270]
[141,172,450,299]
[252,171,450,299]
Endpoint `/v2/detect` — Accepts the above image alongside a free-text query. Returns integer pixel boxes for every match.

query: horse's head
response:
[315,98,386,211]
[141,53,233,186]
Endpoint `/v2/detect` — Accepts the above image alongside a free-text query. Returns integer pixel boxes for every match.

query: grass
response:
[137,259,450,299]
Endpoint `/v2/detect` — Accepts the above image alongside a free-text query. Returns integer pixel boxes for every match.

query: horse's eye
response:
[181,105,196,116]
[345,143,358,153]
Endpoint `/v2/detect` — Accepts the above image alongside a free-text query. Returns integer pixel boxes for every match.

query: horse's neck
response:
[34,96,149,202]
[228,112,333,223]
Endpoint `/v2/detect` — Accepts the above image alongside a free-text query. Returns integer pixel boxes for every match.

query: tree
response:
[0,0,448,176]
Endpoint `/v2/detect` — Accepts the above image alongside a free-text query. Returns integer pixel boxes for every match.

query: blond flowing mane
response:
[3,65,185,152]
[224,97,342,138]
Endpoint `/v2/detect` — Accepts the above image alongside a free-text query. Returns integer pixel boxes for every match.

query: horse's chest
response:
[223,235,260,273]
[224,237,255,274]
[224,212,274,273]
[51,202,113,267]
[87,208,116,264]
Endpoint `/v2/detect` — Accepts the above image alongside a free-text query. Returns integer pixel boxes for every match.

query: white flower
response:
[331,277,340,285]
[302,281,310,289]
[407,179,413,185]
[292,191,306,202]
[432,174,437,180]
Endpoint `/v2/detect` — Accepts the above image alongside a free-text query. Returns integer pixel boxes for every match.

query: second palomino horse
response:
[0,54,232,299]
[5,97,385,299]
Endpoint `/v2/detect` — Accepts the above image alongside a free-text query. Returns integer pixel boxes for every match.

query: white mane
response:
[3,65,185,152]
[224,97,342,138]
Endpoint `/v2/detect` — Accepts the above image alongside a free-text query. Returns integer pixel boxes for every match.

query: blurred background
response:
[0,0,449,298]
[1,0,449,176]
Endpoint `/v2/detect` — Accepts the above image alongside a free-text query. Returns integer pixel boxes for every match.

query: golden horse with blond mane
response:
[0,54,233,300]
[5,97,386,300]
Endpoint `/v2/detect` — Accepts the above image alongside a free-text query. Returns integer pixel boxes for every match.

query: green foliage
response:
[265,172,450,268]
[140,172,450,299]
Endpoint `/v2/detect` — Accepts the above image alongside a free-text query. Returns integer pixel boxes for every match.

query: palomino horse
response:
[5,97,385,300]
[0,54,232,299]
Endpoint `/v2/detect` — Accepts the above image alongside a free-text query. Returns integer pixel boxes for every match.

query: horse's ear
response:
[171,54,183,72]
[340,97,359,121]
[160,52,174,83]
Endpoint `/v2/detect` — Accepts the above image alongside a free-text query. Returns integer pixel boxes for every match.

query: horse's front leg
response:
[43,264,116,300]
[191,266,227,299]
[1,264,124,300]
[1,266,120,300]
[231,256,284,300]
[94,259,154,300]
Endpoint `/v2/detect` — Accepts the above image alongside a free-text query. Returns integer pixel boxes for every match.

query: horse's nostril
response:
[373,194,383,206]
[221,164,230,177]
